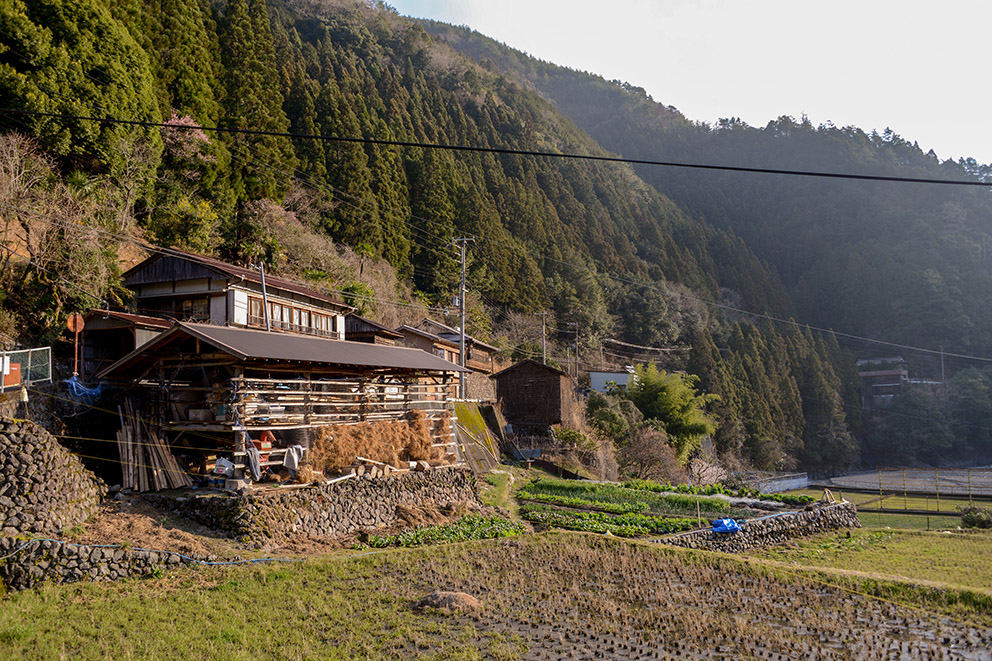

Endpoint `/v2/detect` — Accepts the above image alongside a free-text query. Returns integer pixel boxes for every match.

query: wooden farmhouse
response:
[81,249,354,382]
[490,359,574,433]
[124,248,352,337]
[395,325,460,364]
[98,322,468,490]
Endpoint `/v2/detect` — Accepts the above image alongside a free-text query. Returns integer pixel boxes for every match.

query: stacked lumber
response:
[116,399,193,492]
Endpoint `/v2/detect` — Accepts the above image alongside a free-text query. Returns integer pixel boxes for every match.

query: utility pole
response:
[565,322,578,377]
[252,262,271,331]
[541,311,547,364]
[574,325,579,378]
[454,237,475,399]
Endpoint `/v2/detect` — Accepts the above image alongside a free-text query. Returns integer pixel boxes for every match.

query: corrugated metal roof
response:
[99,322,468,379]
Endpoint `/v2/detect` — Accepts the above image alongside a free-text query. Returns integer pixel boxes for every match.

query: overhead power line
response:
[5,109,992,363]
[3,108,991,188]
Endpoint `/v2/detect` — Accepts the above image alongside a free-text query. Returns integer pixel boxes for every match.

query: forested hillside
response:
[0,0,887,472]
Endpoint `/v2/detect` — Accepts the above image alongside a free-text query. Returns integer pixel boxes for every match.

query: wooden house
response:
[99,322,468,487]
[344,313,403,346]
[490,359,574,433]
[395,325,461,364]
[123,249,353,339]
[414,319,499,374]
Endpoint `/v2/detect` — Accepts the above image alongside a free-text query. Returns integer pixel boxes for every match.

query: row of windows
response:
[248,297,339,338]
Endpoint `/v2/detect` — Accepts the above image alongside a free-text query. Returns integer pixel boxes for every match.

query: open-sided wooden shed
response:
[99,323,468,489]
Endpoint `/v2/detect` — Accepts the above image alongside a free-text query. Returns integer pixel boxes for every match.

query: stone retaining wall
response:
[0,417,104,536]
[145,467,480,546]
[0,537,204,591]
[660,502,860,552]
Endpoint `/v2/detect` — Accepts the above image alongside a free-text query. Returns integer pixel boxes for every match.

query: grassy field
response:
[3,533,991,660]
[749,527,992,592]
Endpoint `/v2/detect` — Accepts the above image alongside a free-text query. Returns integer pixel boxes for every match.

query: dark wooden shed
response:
[490,359,573,432]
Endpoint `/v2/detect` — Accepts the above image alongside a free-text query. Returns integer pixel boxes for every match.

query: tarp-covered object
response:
[712,518,741,534]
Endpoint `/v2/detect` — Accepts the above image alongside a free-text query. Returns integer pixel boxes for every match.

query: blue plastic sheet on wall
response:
[712,518,741,534]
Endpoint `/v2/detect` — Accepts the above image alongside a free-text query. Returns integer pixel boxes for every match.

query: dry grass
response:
[307,411,451,473]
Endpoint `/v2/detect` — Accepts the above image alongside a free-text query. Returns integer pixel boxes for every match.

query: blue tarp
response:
[65,375,103,403]
[712,518,741,534]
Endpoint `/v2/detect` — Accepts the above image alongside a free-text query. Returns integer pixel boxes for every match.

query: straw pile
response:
[308,411,451,473]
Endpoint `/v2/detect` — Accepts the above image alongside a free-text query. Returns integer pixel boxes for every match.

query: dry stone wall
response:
[0,537,203,591]
[145,467,480,546]
[660,502,860,552]
[0,417,104,536]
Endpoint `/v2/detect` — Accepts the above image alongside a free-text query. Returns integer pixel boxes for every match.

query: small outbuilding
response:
[490,359,574,433]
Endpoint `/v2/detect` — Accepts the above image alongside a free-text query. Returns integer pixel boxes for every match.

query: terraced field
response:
[3,533,990,659]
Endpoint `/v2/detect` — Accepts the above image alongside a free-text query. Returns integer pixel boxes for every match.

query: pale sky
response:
[388,0,992,164]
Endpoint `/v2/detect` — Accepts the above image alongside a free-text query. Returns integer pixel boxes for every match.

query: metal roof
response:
[395,324,460,348]
[98,322,469,379]
[490,358,569,379]
[416,318,500,352]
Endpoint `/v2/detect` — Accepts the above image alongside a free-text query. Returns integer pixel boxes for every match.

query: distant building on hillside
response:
[414,319,498,375]
[589,369,635,393]
[857,356,909,409]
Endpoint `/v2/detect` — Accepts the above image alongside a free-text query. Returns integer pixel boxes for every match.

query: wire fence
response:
[1,346,52,391]
[821,467,992,510]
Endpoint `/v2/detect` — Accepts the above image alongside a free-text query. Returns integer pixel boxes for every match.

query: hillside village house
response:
[857,356,909,410]
[81,249,354,380]
[345,313,403,346]
[394,324,461,364]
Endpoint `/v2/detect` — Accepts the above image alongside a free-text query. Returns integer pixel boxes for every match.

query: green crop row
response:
[624,479,815,506]
[515,489,650,513]
[362,514,525,549]
[521,478,732,514]
[521,505,697,537]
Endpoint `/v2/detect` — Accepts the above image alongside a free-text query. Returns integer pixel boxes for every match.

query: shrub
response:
[960,506,992,529]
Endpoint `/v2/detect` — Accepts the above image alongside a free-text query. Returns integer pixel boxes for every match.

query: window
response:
[180,297,209,321]
[248,298,264,326]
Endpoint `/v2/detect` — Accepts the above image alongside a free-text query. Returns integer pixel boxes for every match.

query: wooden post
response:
[903,469,907,511]
[696,499,701,528]
[877,467,883,513]
[969,469,973,506]
[935,469,940,513]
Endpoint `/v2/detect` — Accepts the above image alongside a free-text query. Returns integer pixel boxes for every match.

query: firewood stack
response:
[116,399,192,491]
